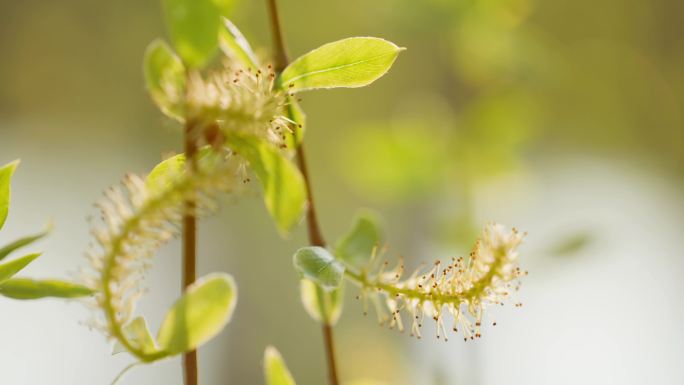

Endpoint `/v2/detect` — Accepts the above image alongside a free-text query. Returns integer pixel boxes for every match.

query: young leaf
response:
[293,247,345,290]
[219,18,260,70]
[0,253,40,283]
[300,279,343,325]
[280,37,404,92]
[284,97,306,149]
[0,278,93,300]
[226,133,306,234]
[157,273,237,355]
[161,0,233,68]
[334,211,382,267]
[0,228,48,262]
[144,40,186,121]
[0,160,19,231]
[264,346,297,385]
[112,317,159,356]
[146,147,215,195]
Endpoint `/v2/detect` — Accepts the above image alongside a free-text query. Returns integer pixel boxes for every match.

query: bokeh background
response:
[1,0,683,384]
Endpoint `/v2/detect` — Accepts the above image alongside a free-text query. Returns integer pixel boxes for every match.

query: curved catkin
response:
[347,223,527,341]
[80,149,242,361]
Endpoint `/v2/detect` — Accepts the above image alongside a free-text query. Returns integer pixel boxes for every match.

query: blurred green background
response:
[0,0,683,384]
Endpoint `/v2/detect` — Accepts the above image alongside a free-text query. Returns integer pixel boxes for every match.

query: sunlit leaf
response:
[157,273,237,355]
[0,278,93,300]
[0,228,48,262]
[112,317,159,356]
[0,253,40,283]
[0,160,19,231]
[219,18,259,70]
[146,147,214,195]
[226,133,306,234]
[144,40,186,121]
[280,37,404,92]
[334,211,382,267]
[264,346,297,385]
[285,97,306,148]
[300,278,343,325]
[293,247,344,290]
[161,0,234,68]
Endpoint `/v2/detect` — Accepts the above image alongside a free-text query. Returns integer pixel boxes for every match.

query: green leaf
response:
[284,97,306,149]
[280,37,404,92]
[264,346,297,385]
[300,278,343,325]
[161,0,234,68]
[157,273,237,355]
[0,278,93,300]
[146,147,214,195]
[226,133,306,234]
[0,160,19,231]
[144,40,186,121]
[334,211,382,267]
[0,227,49,262]
[112,317,159,355]
[219,18,260,70]
[0,253,40,283]
[293,247,345,290]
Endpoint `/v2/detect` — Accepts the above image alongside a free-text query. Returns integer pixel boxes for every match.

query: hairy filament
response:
[347,223,527,341]
[83,150,242,361]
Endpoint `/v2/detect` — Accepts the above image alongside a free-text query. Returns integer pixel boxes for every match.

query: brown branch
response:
[265,1,339,385]
[183,118,199,385]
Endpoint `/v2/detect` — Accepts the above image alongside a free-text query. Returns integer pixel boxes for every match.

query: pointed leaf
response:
[264,346,297,385]
[161,0,233,68]
[280,37,404,92]
[157,273,237,355]
[112,317,159,355]
[144,40,186,121]
[0,278,93,299]
[293,247,345,290]
[226,133,306,234]
[219,18,260,70]
[334,211,382,267]
[300,279,344,325]
[0,253,40,283]
[0,160,19,231]
[0,229,48,262]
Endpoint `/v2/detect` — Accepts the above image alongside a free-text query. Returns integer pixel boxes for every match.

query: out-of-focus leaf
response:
[338,122,447,202]
[112,317,159,356]
[144,40,186,121]
[157,273,237,355]
[548,231,593,257]
[300,278,343,325]
[161,0,234,68]
[0,253,40,283]
[0,228,48,262]
[226,133,306,234]
[219,18,259,69]
[0,160,19,231]
[264,346,297,385]
[334,211,382,267]
[293,247,345,290]
[280,37,404,92]
[0,278,93,300]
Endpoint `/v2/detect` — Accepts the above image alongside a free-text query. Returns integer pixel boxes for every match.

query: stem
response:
[265,1,339,385]
[183,117,199,384]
